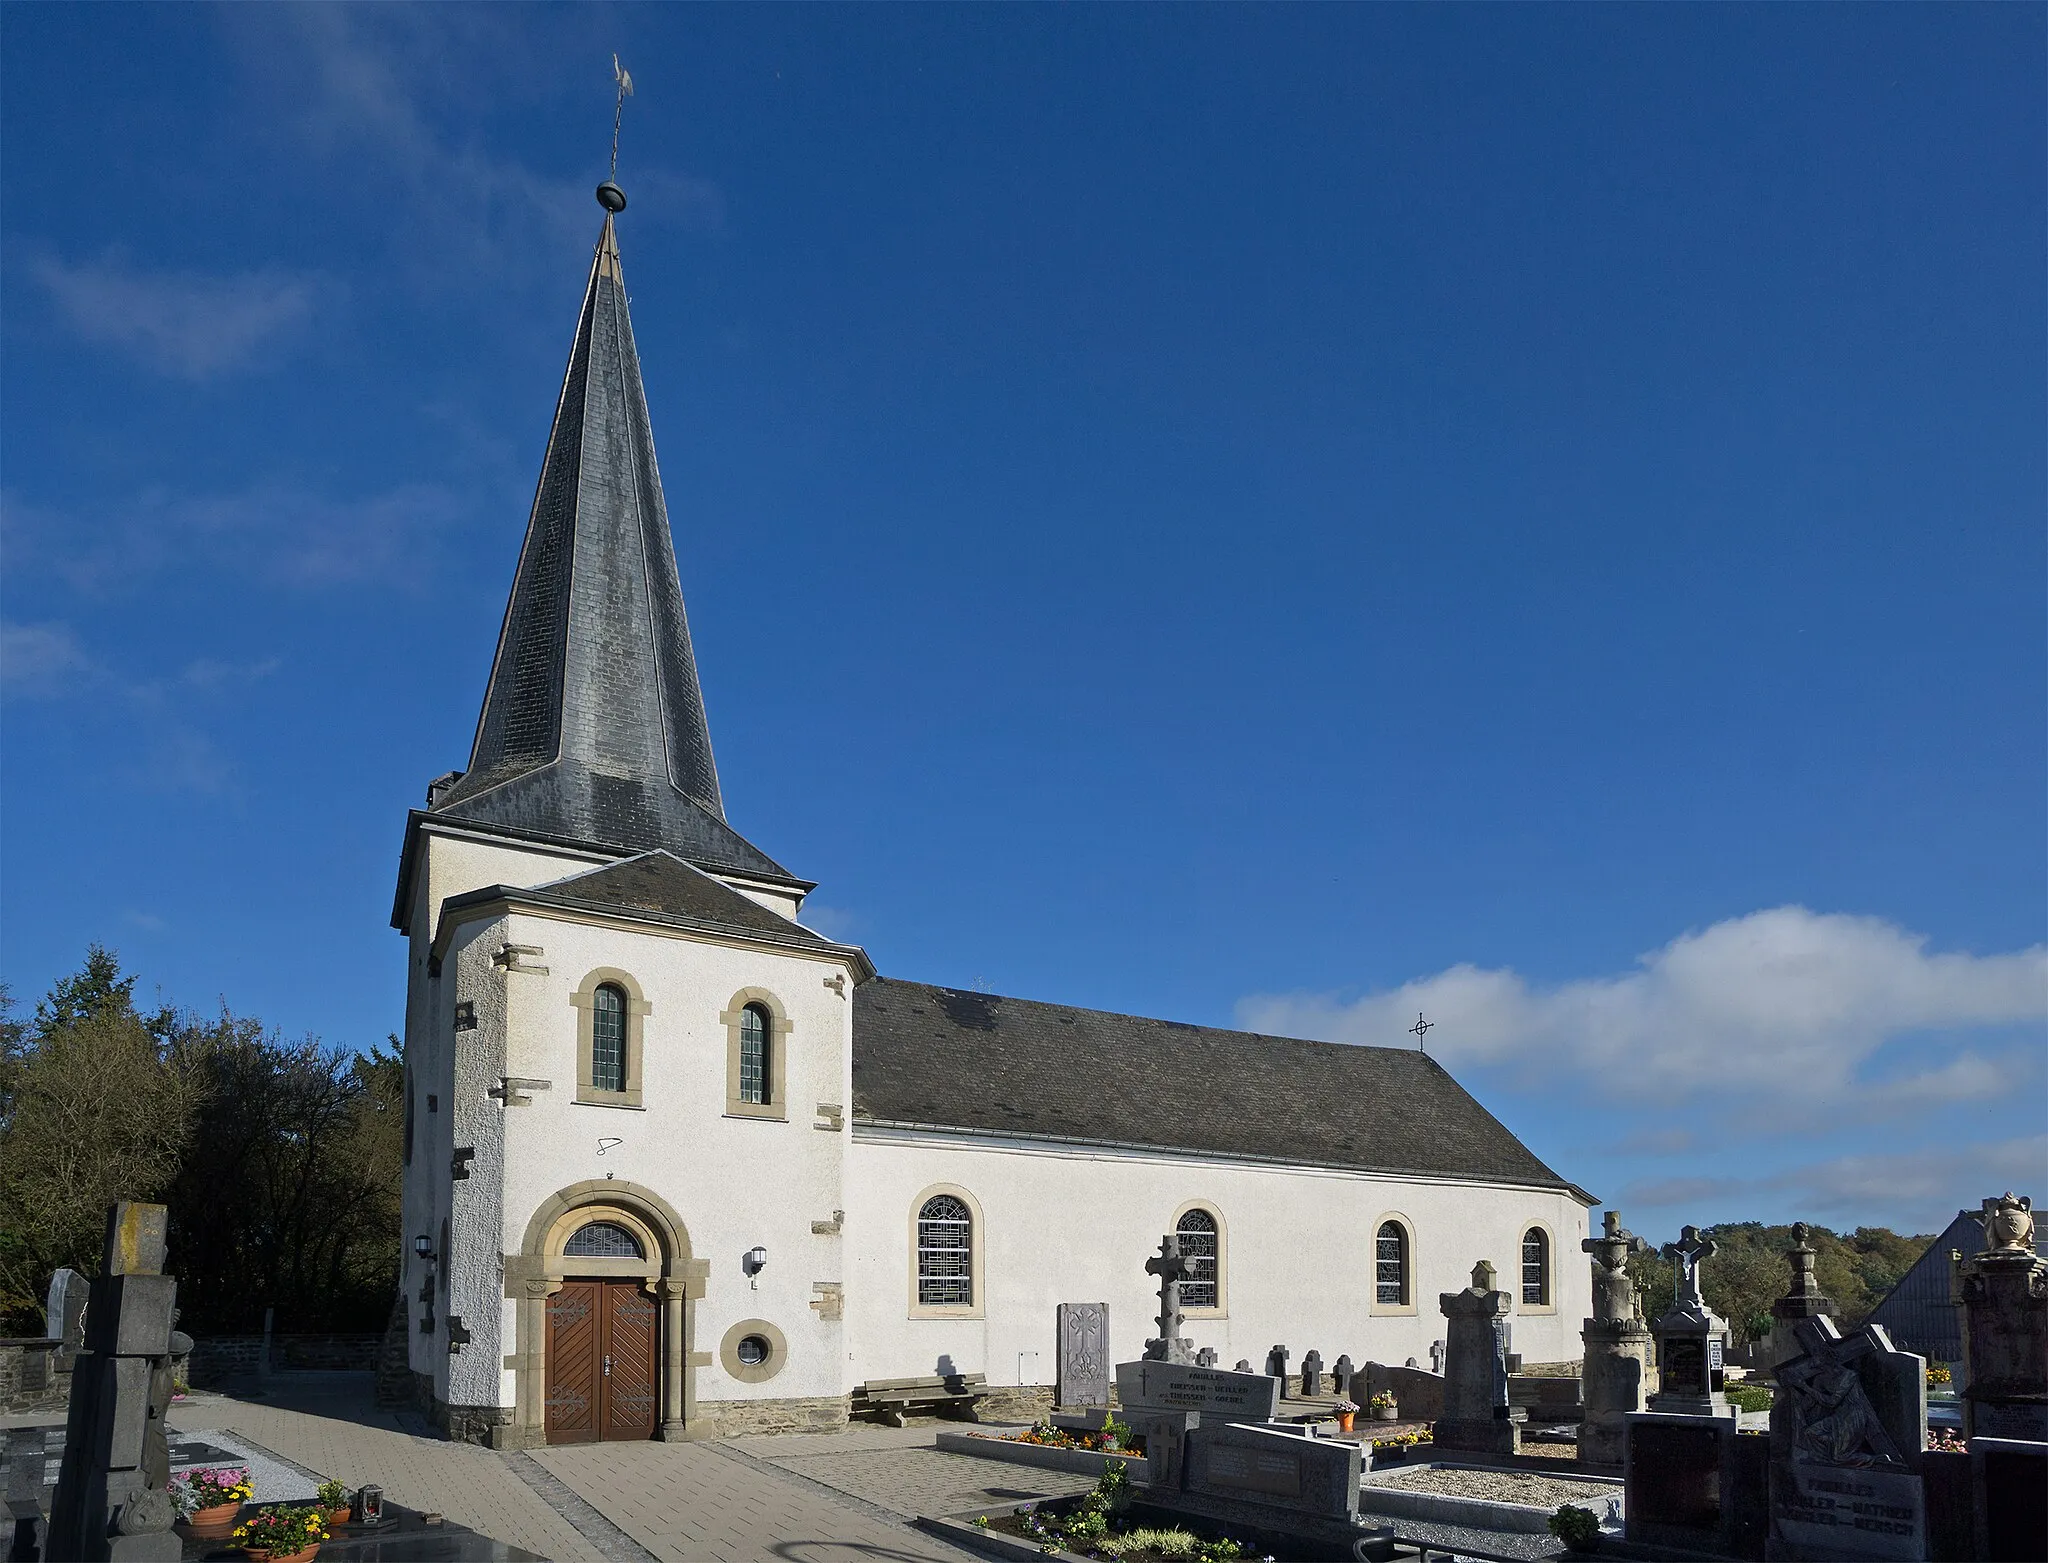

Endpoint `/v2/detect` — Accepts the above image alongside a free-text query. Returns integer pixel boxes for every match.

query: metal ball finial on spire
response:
[597,53,634,213]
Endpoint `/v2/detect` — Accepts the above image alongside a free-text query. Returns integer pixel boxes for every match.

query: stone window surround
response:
[503,1180,712,1449]
[908,1182,985,1321]
[570,968,650,1110]
[718,1318,788,1385]
[1519,1220,1558,1315]
[1170,1199,1229,1318]
[720,988,791,1121]
[1370,1211,1418,1316]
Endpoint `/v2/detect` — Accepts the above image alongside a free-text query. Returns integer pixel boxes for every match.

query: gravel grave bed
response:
[1369,1465,1619,1508]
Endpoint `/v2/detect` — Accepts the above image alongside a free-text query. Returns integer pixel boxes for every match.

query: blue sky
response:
[4,5,2042,1243]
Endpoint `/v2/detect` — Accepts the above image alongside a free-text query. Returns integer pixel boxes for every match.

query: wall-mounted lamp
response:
[413,1235,433,1260]
[744,1246,768,1290]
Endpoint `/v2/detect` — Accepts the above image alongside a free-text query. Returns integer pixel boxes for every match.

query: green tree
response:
[0,951,199,1331]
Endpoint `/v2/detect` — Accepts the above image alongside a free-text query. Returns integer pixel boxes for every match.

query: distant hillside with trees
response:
[1628,1220,1935,1344]
[0,947,400,1336]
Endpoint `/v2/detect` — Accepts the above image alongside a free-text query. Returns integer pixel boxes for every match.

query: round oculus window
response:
[736,1334,772,1367]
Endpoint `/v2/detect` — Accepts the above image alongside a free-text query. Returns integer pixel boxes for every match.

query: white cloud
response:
[9,482,468,594]
[1620,1135,2048,1236]
[33,253,319,380]
[1238,906,2048,1106]
[1,620,98,698]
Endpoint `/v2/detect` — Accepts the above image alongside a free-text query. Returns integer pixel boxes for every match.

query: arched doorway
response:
[506,1180,709,1447]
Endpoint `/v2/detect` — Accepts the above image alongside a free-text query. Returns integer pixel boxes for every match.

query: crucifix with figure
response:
[1143,1235,1196,1364]
[1672,1224,1717,1310]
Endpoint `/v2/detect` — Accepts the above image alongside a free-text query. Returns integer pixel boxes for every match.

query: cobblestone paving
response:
[535,1439,971,1563]
[169,1383,606,1563]
[760,1443,1096,1521]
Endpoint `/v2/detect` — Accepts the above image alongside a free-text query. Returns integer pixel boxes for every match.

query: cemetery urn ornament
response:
[1982,1192,2034,1252]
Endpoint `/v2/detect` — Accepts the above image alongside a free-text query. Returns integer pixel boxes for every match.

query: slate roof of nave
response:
[851,976,1582,1193]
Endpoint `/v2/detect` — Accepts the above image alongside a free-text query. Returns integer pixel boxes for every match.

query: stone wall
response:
[0,1337,66,1415]
[696,1396,851,1437]
[185,1334,383,1384]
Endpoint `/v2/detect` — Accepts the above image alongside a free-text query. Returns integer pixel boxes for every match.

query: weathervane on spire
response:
[598,54,634,213]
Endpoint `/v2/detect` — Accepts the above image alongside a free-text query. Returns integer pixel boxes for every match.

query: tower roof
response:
[431,201,788,879]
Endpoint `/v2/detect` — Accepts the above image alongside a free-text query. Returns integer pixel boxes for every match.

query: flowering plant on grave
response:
[172,1466,252,1513]
[1926,1364,1952,1386]
[1367,1391,1395,1411]
[1928,1427,1966,1453]
[1331,1399,1360,1414]
[232,1504,329,1554]
[1548,1504,1601,1547]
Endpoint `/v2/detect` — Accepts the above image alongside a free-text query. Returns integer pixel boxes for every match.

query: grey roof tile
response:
[538,850,828,944]
[851,976,1576,1189]
[433,209,786,879]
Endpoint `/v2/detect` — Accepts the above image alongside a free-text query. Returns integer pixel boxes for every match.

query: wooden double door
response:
[545,1279,659,1443]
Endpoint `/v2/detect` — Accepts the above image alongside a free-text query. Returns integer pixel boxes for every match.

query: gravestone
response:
[1142,1236,1196,1365]
[45,1204,187,1562]
[1971,1436,2048,1563]
[1133,1409,1200,1492]
[1265,1344,1289,1388]
[1300,1349,1324,1398]
[1183,1420,1361,1520]
[1650,1226,1731,1418]
[1581,1208,1655,1467]
[1435,1259,1522,1454]
[1233,1359,1253,1373]
[1768,1315,1928,1561]
[1056,1302,1111,1409]
[46,1269,89,1372]
[1115,1359,1282,1423]
[1429,1339,1445,1376]
[1195,1347,1218,1369]
[1956,1192,2047,1442]
[1767,1223,1836,1369]
[1363,1360,1445,1419]
[1624,1412,1767,1558]
[1331,1354,1354,1402]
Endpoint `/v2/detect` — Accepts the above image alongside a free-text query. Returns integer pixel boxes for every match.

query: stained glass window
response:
[1522,1227,1549,1306]
[592,984,627,1092]
[918,1195,973,1306]
[1177,1208,1219,1309]
[1376,1221,1408,1306]
[740,1004,770,1104]
[564,1220,643,1259]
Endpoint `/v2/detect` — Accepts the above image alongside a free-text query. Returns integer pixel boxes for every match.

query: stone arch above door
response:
[504,1179,711,1447]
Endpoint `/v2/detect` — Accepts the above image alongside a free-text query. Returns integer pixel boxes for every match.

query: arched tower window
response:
[1522,1227,1550,1306]
[739,1003,771,1105]
[564,1220,645,1259]
[917,1195,973,1307]
[591,983,628,1093]
[1376,1221,1410,1306]
[1176,1208,1220,1310]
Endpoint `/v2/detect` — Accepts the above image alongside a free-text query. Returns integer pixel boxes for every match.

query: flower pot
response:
[1373,1406,1399,1421]
[245,1547,321,1563]
[1335,1412,1356,1433]
[182,1502,244,1541]
[326,1508,352,1527]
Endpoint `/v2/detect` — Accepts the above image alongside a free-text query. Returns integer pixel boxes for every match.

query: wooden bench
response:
[851,1373,989,1426]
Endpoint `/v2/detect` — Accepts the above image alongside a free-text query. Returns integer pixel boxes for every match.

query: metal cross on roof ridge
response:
[1409,1012,1433,1049]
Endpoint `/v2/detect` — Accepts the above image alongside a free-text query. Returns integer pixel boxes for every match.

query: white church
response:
[396,182,1596,1447]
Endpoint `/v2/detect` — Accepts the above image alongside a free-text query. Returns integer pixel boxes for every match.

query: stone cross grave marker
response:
[1331,1354,1354,1401]
[1143,1236,1195,1365]
[1300,1350,1324,1397]
[1057,1302,1110,1409]
[1650,1224,1731,1417]
[1581,1208,1654,1467]
[46,1203,188,1562]
[1234,1359,1253,1373]
[1265,1344,1289,1386]
[1195,1347,1217,1368]
[1429,1339,1445,1376]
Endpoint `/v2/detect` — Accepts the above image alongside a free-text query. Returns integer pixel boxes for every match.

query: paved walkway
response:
[149,1376,1081,1563]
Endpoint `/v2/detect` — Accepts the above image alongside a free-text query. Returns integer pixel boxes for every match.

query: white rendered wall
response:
[842,1130,1592,1387]
[489,911,859,1408]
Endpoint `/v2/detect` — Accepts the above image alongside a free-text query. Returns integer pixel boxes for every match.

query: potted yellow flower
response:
[232,1503,330,1563]
[315,1480,351,1526]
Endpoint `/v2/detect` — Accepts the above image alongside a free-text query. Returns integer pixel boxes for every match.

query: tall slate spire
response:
[433,191,788,880]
